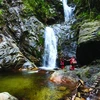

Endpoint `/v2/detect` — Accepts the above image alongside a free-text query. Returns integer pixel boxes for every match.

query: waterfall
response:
[40,0,76,70]
[62,0,74,22]
[41,27,57,70]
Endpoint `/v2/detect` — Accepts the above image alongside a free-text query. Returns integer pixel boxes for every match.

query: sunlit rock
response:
[50,70,78,90]
[0,92,18,100]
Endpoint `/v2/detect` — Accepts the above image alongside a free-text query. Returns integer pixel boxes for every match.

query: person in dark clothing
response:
[0,35,3,43]
[60,57,65,69]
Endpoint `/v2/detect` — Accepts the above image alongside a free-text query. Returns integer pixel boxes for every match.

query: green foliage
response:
[95,15,100,20]
[0,0,2,4]
[22,2,33,16]
[77,12,89,19]
[85,71,91,78]
[0,0,4,24]
[73,0,100,20]
[22,0,56,23]
[97,31,100,35]
[0,9,4,24]
[0,9,2,15]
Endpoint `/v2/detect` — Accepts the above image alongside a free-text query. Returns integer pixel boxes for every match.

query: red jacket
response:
[70,57,77,65]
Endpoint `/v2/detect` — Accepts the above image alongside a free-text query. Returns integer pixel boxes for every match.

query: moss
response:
[84,71,91,78]
[97,31,100,35]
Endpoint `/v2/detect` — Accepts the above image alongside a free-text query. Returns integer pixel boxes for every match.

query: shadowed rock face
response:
[76,41,100,65]
[76,21,100,65]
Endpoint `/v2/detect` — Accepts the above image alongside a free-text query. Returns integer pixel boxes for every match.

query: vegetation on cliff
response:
[73,0,100,20]
[71,0,100,42]
[0,0,4,24]
[22,0,63,24]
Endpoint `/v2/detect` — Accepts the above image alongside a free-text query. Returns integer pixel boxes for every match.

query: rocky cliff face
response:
[0,0,45,70]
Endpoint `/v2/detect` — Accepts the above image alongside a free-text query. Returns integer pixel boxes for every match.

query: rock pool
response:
[0,70,70,100]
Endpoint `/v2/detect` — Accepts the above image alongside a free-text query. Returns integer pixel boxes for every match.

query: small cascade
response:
[62,0,75,22]
[41,27,57,70]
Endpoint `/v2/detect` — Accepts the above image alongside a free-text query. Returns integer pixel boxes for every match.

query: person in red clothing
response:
[69,57,77,70]
[60,57,65,69]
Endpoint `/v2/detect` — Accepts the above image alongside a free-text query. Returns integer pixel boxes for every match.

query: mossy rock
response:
[78,20,100,44]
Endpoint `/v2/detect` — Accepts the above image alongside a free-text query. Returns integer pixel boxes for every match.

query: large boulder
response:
[50,70,79,90]
[76,20,100,65]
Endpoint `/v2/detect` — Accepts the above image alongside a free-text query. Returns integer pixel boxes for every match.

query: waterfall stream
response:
[41,0,76,70]
[41,27,58,70]
[43,27,57,69]
[62,0,75,22]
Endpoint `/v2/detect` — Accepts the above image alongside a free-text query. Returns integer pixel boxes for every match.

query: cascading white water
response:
[42,27,57,70]
[62,0,74,22]
[40,0,76,70]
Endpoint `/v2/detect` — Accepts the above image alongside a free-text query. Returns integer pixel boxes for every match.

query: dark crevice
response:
[76,41,100,65]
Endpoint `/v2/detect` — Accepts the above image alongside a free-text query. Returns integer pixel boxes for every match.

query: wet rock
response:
[50,70,79,90]
[50,65,100,90]
[0,92,18,100]
[23,61,33,68]
[52,20,77,58]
